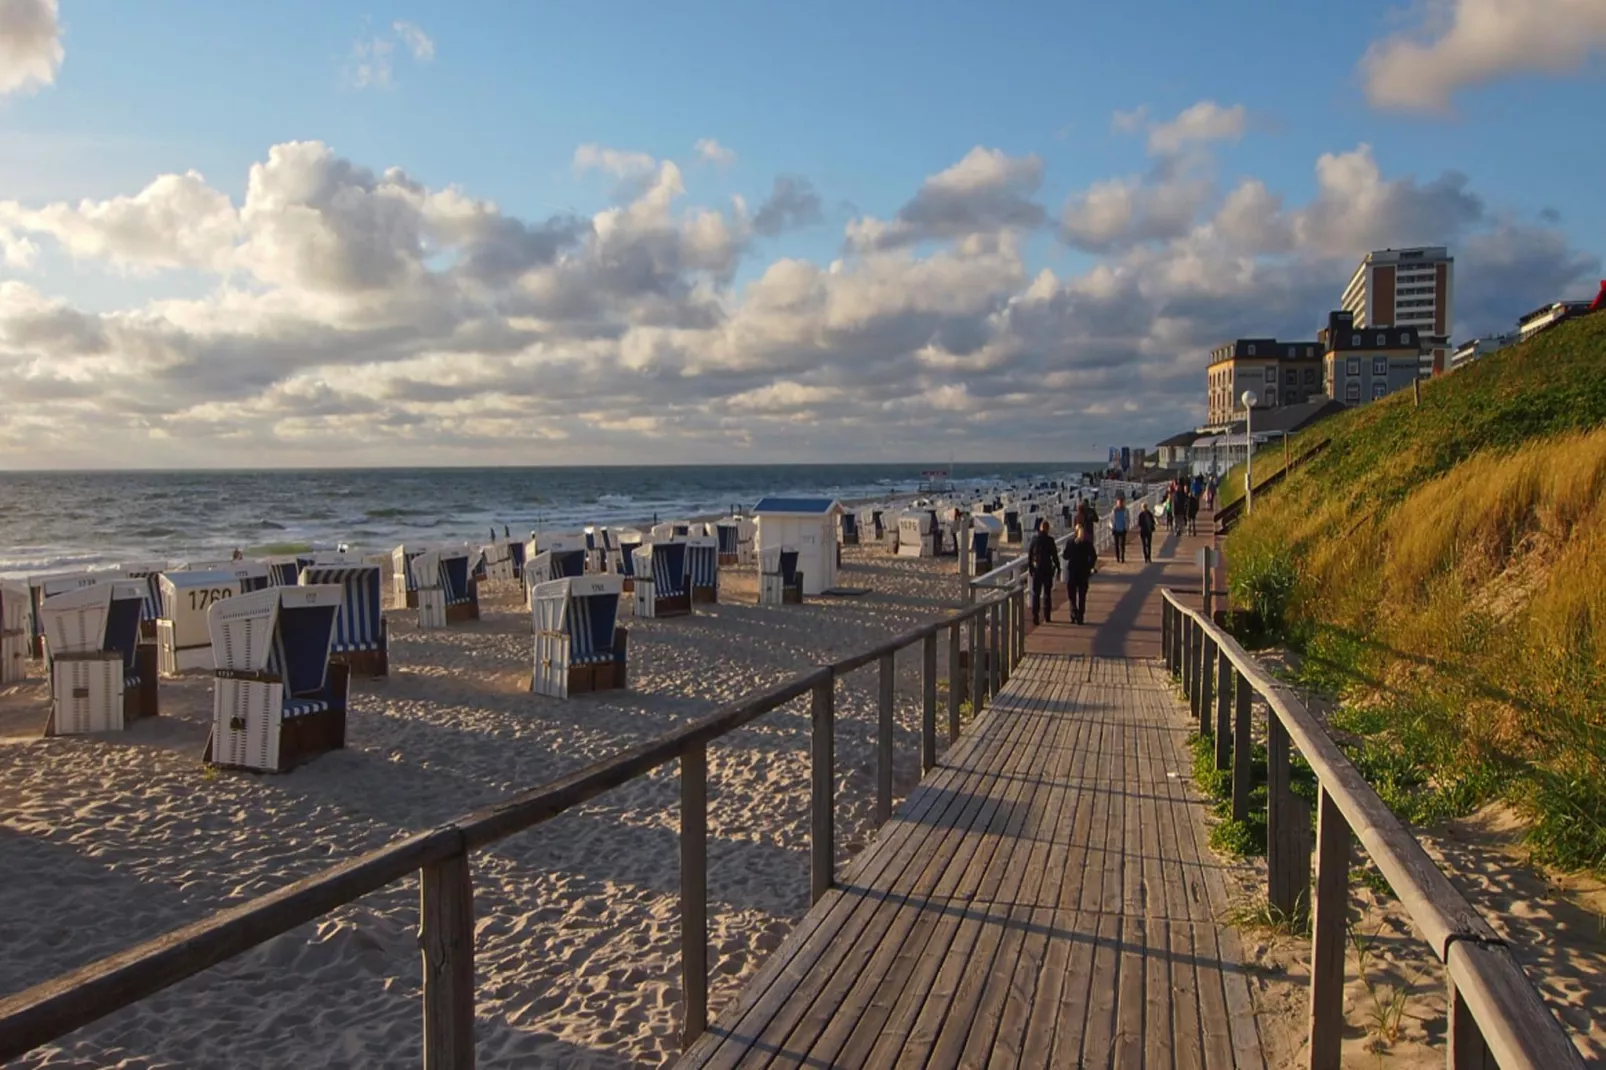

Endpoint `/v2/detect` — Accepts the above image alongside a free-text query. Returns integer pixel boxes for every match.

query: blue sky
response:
[0,0,1603,467]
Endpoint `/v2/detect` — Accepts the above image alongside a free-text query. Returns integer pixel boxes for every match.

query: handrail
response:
[1160,590,1583,1069]
[0,585,1030,1068]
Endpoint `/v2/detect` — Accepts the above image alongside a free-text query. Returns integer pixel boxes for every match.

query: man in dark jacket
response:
[1062,523,1098,625]
[1136,502,1156,563]
[1026,519,1059,625]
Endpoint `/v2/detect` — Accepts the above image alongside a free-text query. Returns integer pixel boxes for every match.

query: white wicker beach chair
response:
[0,578,29,684]
[632,541,691,619]
[759,545,803,606]
[40,579,157,735]
[157,570,242,675]
[531,575,628,698]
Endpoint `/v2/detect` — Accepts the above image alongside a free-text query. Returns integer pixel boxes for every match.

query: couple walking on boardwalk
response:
[1107,494,1156,565]
[1027,518,1097,626]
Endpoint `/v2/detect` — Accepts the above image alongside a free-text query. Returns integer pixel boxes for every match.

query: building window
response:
[1346,382,1361,404]
[1247,344,1256,355]
[1304,368,1317,384]
[1266,388,1277,406]
[1264,366,1276,383]
[1372,356,1386,376]
[1285,370,1296,386]
[1352,334,1361,346]
[1346,357,1360,376]
[1400,332,1411,345]
[1372,380,1387,400]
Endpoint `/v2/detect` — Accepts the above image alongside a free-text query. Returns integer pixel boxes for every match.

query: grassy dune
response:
[1225,313,1606,871]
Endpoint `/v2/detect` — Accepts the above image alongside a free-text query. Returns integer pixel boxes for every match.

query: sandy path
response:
[0,545,970,1068]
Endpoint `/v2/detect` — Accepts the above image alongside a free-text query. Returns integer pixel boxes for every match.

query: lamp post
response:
[1241,390,1258,515]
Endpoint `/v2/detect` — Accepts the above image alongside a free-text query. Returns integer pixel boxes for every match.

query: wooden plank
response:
[420,850,476,1070]
[1446,941,1585,1070]
[684,658,1053,1069]
[681,743,709,1046]
[1132,668,1176,1067]
[1113,668,1149,1066]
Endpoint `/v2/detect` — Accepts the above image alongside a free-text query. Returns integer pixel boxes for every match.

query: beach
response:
[0,544,975,1068]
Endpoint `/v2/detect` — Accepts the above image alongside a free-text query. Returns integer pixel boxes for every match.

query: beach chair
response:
[760,546,804,606]
[840,511,860,546]
[531,575,629,698]
[971,514,1004,574]
[391,544,427,609]
[633,541,691,618]
[713,520,740,567]
[896,510,935,558]
[300,563,387,676]
[41,580,157,735]
[157,570,243,675]
[263,555,313,588]
[611,531,644,592]
[2,578,34,684]
[182,560,272,592]
[410,548,479,628]
[120,562,167,641]
[203,585,349,773]
[736,518,757,565]
[685,535,719,604]
[26,571,107,659]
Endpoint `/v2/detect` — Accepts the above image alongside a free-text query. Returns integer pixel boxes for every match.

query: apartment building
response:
[1205,338,1325,425]
[1340,246,1453,378]
[1320,310,1422,406]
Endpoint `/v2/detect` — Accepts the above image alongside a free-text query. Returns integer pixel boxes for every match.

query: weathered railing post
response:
[1266,714,1307,919]
[1199,634,1217,738]
[876,653,895,826]
[988,600,1002,696]
[922,630,938,772]
[1162,600,1173,672]
[997,596,1011,688]
[421,848,476,1070]
[1447,971,1494,1069]
[680,743,708,1046]
[970,613,984,717]
[811,675,835,904]
[1307,785,1349,1070]
[1172,602,1185,677]
[1232,668,1252,823]
[948,619,962,742]
[1214,647,1232,772]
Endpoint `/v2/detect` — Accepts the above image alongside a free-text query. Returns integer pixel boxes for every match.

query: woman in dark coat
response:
[1062,523,1098,625]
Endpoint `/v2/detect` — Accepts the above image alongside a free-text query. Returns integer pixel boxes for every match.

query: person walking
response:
[1136,502,1155,563]
[1076,494,1099,533]
[1187,486,1201,536]
[1062,523,1098,625]
[1027,518,1060,626]
[1110,495,1129,563]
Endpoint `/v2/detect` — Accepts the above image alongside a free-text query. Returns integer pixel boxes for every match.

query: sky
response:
[0,0,1603,469]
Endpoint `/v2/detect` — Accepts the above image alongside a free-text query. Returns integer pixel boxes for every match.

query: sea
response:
[0,463,1099,578]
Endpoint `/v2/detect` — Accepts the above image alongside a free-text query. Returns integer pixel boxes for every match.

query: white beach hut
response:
[753,498,842,595]
[40,579,157,735]
[0,578,28,684]
[632,541,691,619]
[157,570,243,675]
[204,584,348,774]
[531,574,628,698]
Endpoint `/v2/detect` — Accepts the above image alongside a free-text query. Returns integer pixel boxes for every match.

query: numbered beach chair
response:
[760,546,804,606]
[525,535,588,603]
[531,575,629,698]
[713,520,741,567]
[632,541,691,618]
[182,560,272,592]
[685,535,719,604]
[608,530,644,588]
[203,584,349,773]
[120,562,167,641]
[157,570,244,675]
[391,544,428,609]
[300,563,387,676]
[896,510,935,558]
[971,514,1004,574]
[26,572,107,659]
[41,580,157,735]
[2,578,33,684]
[410,548,479,628]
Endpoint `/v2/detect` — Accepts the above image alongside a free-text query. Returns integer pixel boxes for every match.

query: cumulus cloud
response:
[573,143,657,179]
[694,138,736,167]
[0,134,1596,468]
[847,146,1045,251]
[0,0,63,95]
[347,19,435,90]
[1362,0,1606,112]
[1146,101,1247,156]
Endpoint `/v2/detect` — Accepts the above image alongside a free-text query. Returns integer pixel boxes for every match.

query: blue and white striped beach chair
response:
[40,579,157,734]
[685,535,719,604]
[300,563,387,676]
[391,544,428,609]
[760,546,803,606]
[531,575,628,698]
[0,578,28,684]
[205,584,349,773]
[714,520,740,566]
[632,541,690,618]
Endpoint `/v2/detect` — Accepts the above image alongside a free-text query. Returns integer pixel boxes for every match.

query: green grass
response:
[1224,314,1606,873]
[1186,731,1316,859]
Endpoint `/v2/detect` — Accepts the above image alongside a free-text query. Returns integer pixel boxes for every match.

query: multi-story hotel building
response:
[1205,338,1325,425]
[1340,246,1452,377]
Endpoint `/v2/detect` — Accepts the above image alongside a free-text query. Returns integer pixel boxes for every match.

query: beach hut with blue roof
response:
[753,497,843,596]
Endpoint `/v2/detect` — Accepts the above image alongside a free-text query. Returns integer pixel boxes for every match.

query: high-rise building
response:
[1340,247,1453,377]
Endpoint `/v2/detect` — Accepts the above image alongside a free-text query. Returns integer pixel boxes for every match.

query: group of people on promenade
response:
[1023,472,1217,628]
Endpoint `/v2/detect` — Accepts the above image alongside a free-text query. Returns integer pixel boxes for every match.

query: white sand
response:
[0,546,978,1068]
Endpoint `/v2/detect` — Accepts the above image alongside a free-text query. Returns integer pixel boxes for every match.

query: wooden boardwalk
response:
[680,513,1265,1068]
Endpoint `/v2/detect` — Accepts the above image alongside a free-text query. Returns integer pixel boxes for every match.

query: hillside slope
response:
[1228,313,1606,871]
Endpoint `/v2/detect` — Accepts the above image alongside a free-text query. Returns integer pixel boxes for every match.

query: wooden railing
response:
[0,585,1029,1068]
[968,486,1165,602]
[1214,437,1331,532]
[1160,591,1583,1069]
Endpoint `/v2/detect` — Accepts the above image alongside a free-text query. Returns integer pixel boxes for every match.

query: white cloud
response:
[1362,0,1606,112]
[347,19,435,90]
[1146,101,1247,156]
[0,135,1596,468]
[694,138,736,167]
[573,143,658,179]
[0,0,63,95]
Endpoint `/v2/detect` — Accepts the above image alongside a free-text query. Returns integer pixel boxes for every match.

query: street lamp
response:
[1241,390,1258,514]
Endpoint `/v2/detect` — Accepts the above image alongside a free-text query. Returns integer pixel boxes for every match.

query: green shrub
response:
[1228,541,1300,639]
